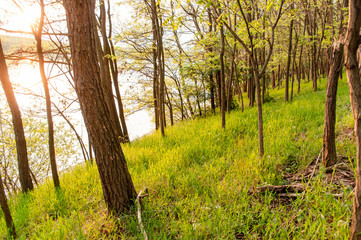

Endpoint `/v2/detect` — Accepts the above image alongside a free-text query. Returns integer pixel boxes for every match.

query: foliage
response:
[0,104,82,193]
[0,76,354,238]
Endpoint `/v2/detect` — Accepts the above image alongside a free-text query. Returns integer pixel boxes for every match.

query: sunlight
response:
[18,4,41,31]
[1,1,41,32]
[8,63,43,108]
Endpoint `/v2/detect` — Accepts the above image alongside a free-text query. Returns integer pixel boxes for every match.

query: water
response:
[6,62,154,143]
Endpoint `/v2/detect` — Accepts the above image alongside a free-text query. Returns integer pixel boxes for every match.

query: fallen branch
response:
[278,192,344,198]
[251,183,305,194]
[310,148,323,179]
[135,189,148,240]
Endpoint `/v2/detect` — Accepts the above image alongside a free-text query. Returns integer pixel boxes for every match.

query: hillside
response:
[0,77,355,239]
[0,35,36,54]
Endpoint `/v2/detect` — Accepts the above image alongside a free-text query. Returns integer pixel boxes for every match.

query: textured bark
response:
[99,0,129,142]
[344,0,361,238]
[0,172,15,238]
[322,41,343,168]
[63,0,136,214]
[93,16,124,142]
[33,0,60,188]
[0,40,34,193]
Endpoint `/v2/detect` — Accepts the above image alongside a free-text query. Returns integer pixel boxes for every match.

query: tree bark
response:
[0,172,15,238]
[322,40,343,167]
[0,40,34,193]
[285,5,294,102]
[100,0,130,142]
[63,0,136,214]
[33,0,60,188]
[254,74,264,156]
[344,0,361,238]
[219,19,226,129]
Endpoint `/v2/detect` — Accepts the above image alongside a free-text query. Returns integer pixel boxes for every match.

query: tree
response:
[344,0,361,238]
[218,8,226,129]
[214,0,285,156]
[322,40,343,167]
[0,171,15,238]
[32,0,60,188]
[0,40,34,193]
[98,0,130,142]
[285,3,294,102]
[62,0,136,214]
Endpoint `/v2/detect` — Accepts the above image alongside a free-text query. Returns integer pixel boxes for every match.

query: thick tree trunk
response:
[0,41,34,193]
[344,0,361,238]
[322,41,343,167]
[63,0,136,214]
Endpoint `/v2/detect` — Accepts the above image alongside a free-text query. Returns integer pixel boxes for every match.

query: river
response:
[7,62,154,143]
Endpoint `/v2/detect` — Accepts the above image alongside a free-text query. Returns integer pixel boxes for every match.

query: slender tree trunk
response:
[291,33,298,101]
[99,0,129,142]
[235,65,244,112]
[0,172,15,238]
[255,74,264,157]
[210,73,216,113]
[208,8,216,114]
[152,16,159,130]
[220,19,226,129]
[33,0,60,188]
[323,40,343,167]
[248,58,255,107]
[165,88,174,126]
[0,40,34,193]
[312,12,318,92]
[63,0,136,215]
[151,0,166,136]
[54,105,89,162]
[285,5,294,102]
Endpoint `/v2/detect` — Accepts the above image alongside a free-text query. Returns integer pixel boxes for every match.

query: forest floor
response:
[0,75,356,239]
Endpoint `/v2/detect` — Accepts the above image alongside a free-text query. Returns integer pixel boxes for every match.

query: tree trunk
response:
[99,1,130,142]
[63,0,136,215]
[220,20,226,129]
[0,172,16,238]
[152,15,159,130]
[322,41,343,167]
[254,74,264,157]
[210,72,216,113]
[33,0,60,188]
[344,0,361,237]
[285,5,294,102]
[0,40,34,193]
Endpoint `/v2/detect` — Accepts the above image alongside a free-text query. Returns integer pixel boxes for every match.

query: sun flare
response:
[18,5,41,30]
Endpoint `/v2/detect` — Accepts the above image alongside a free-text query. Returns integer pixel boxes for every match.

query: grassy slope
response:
[0,77,355,239]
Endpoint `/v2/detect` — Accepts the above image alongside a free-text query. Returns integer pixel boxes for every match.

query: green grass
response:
[0,77,355,239]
